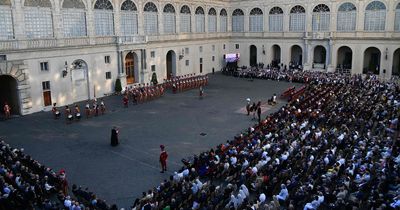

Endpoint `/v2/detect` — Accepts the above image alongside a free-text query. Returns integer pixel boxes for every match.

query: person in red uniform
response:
[123,94,129,108]
[159,145,168,173]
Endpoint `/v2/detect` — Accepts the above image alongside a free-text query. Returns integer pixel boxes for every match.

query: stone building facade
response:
[0,0,399,115]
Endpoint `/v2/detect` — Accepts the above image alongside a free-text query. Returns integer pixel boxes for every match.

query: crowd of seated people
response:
[0,140,115,210]
[132,72,399,210]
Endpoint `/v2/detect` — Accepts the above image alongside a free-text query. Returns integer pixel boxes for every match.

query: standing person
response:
[257,101,262,122]
[93,99,99,116]
[251,102,257,120]
[58,169,68,196]
[246,98,251,116]
[74,105,81,120]
[199,86,204,99]
[159,145,168,173]
[85,101,91,119]
[52,103,60,119]
[100,99,106,115]
[110,126,119,146]
[123,94,129,108]
[65,106,73,123]
[3,102,10,120]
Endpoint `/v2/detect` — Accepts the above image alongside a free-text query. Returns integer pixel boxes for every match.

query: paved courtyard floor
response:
[0,73,300,208]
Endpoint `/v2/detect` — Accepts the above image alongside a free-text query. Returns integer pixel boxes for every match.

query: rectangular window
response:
[185,47,189,54]
[185,60,189,66]
[235,44,239,49]
[62,10,87,37]
[40,62,49,71]
[199,46,203,53]
[212,45,215,51]
[121,12,138,35]
[94,10,114,36]
[151,65,156,72]
[150,51,155,58]
[24,8,53,39]
[0,55,7,61]
[0,8,13,40]
[105,71,111,79]
[223,44,226,49]
[200,58,203,63]
[42,81,50,90]
[105,56,111,64]
[212,56,215,61]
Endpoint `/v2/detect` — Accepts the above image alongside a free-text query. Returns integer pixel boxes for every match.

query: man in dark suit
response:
[110,126,119,146]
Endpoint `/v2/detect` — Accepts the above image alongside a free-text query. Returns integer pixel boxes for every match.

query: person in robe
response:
[257,102,262,122]
[3,102,10,120]
[110,126,119,146]
[159,145,168,173]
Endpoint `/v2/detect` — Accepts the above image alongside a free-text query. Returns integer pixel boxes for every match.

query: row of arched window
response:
[0,0,399,40]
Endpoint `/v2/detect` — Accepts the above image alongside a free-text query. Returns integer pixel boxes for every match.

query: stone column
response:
[158,10,163,35]
[386,2,396,32]
[113,0,121,36]
[137,2,144,36]
[12,0,26,40]
[176,12,180,34]
[205,7,209,33]
[191,8,195,33]
[86,0,96,43]
[227,8,232,32]
[330,3,337,34]
[264,6,269,32]
[303,40,312,70]
[244,9,249,32]
[327,40,335,72]
[283,6,290,32]
[356,1,365,32]
[53,0,62,39]
[305,4,313,33]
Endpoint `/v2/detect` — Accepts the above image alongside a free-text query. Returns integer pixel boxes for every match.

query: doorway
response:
[166,50,176,79]
[0,75,20,115]
[250,45,257,67]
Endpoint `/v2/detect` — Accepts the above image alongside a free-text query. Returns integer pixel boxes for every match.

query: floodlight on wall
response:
[179,48,184,60]
[385,48,388,60]
[62,61,69,78]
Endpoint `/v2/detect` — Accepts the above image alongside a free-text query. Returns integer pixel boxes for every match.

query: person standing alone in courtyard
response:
[110,126,119,146]
[3,102,10,120]
[159,145,168,173]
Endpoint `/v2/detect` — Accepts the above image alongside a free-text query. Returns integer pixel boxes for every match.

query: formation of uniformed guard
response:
[124,83,165,106]
[51,98,106,123]
[165,74,208,94]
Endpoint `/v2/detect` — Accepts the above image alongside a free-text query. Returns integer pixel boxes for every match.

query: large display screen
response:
[225,53,240,62]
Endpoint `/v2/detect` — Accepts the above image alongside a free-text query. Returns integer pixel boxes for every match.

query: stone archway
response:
[313,45,327,69]
[290,45,303,66]
[337,46,353,70]
[393,48,400,76]
[166,50,176,79]
[271,44,281,67]
[71,59,90,102]
[0,60,31,115]
[125,52,138,84]
[363,47,381,75]
[0,75,20,115]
